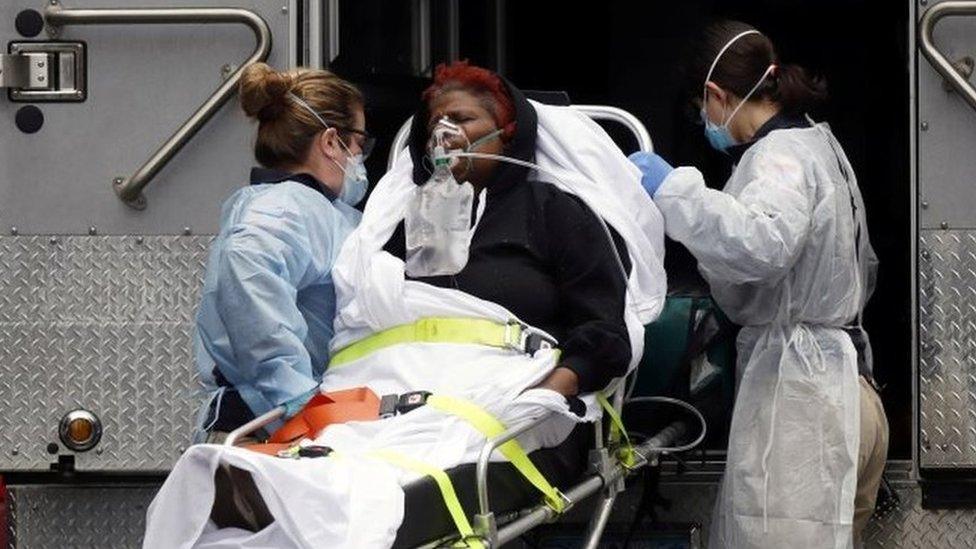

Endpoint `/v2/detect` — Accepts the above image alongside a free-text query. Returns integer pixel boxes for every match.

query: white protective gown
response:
[654,122,877,549]
[142,101,667,549]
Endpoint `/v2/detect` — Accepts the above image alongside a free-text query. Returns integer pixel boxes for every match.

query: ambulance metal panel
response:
[6,485,156,548]
[917,1,976,469]
[0,1,292,471]
[918,1,976,230]
[0,235,212,471]
[0,0,291,235]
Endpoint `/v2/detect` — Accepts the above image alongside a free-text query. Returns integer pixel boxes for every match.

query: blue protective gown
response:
[195,169,361,432]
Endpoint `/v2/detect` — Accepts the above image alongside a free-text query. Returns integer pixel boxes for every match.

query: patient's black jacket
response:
[383,79,632,393]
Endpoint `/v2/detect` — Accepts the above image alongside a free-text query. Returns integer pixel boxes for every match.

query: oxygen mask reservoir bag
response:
[405,117,476,277]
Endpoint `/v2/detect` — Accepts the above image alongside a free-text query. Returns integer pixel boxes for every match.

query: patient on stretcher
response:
[383,61,633,403]
[142,62,666,549]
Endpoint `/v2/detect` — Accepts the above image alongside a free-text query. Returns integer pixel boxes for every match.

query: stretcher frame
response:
[224,105,696,547]
[224,382,689,548]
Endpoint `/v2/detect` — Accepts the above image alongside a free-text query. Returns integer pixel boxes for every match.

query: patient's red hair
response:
[422,60,517,141]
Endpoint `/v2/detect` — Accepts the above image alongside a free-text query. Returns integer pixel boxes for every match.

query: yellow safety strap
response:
[371,449,485,549]
[426,395,566,513]
[596,392,636,467]
[330,318,523,368]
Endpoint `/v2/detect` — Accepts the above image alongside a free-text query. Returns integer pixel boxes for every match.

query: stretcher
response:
[213,102,707,548]
[220,381,703,547]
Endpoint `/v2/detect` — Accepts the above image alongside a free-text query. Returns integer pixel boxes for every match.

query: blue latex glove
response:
[628,151,674,198]
[282,387,318,418]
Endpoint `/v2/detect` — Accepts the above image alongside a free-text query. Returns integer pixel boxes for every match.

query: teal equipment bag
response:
[632,294,737,446]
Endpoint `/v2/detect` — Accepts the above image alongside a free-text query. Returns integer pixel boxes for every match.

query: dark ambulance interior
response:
[328,0,911,462]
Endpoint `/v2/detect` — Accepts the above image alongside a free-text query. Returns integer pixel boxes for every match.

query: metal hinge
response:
[2,42,86,102]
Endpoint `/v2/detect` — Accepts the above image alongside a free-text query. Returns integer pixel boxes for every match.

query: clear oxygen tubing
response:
[443,150,631,288]
[444,150,709,457]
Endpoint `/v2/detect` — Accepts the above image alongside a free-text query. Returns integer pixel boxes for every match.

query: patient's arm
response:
[545,192,633,394]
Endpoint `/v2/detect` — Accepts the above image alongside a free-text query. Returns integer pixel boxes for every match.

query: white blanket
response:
[143,102,666,549]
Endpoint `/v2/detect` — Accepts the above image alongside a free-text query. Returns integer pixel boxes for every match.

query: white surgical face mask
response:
[701,29,775,152]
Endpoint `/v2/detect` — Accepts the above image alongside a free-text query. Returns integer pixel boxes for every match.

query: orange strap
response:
[244,387,381,455]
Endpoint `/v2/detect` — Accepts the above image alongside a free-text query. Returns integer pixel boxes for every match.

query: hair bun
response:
[239,62,292,122]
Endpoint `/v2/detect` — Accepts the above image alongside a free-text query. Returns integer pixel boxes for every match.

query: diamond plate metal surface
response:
[864,485,976,548]
[0,235,212,471]
[8,485,157,548]
[919,230,976,468]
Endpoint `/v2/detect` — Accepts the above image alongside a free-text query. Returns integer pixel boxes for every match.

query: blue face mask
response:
[701,107,738,152]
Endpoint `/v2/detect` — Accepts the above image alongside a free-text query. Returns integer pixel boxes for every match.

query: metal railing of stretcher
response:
[224,105,706,548]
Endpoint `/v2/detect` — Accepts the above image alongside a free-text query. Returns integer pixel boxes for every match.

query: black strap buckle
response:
[396,391,432,414]
[523,331,556,356]
[506,321,557,356]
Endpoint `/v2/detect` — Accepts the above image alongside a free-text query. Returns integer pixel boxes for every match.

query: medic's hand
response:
[628,151,674,198]
[282,387,318,418]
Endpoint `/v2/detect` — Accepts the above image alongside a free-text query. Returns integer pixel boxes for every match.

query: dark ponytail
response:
[771,63,827,116]
[688,20,827,116]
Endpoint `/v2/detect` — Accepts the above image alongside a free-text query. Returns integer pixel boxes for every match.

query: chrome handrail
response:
[44,5,273,210]
[386,104,653,170]
[411,0,432,76]
[920,1,976,111]
[327,0,341,65]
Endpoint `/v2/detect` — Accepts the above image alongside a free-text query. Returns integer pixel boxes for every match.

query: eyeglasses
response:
[332,125,376,160]
[291,92,376,159]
